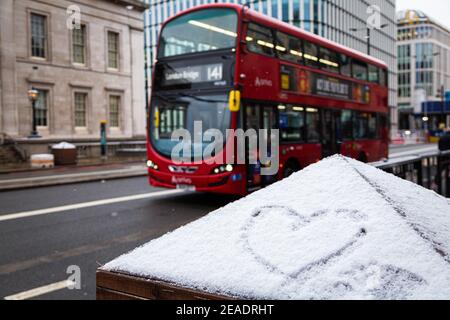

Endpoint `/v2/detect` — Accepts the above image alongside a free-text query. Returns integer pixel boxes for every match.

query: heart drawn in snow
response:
[241,206,367,278]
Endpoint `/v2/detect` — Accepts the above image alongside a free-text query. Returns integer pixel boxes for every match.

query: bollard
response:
[100,120,107,159]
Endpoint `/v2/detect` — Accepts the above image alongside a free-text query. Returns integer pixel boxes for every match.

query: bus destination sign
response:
[163,63,224,86]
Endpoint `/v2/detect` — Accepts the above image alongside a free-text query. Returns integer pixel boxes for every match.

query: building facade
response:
[0,0,148,157]
[397,10,450,131]
[143,0,398,133]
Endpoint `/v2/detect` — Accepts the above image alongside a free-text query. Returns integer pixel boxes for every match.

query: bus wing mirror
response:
[229,90,241,112]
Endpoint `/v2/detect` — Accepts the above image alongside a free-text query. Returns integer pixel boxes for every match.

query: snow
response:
[102,155,450,300]
[52,142,76,149]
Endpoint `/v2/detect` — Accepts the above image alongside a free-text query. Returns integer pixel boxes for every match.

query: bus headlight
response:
[146,160,159,170]
[211,164,233,174]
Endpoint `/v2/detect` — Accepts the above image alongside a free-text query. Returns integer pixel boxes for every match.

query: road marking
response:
[4,280,75,300]
[0,189,184,223]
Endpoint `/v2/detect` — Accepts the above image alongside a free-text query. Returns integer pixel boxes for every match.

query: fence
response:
[372,150,450,198]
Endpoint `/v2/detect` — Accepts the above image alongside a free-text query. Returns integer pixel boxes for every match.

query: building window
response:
[107,31,119,69]
[109,95,120,127]
[31,13,47,58]
[415,43,434,69]
[398,45,411,71]
[74,92,87,127]
[398,72,411,98]
[416,70,434,96]
[35,90,48,127]
[72,25,86,64]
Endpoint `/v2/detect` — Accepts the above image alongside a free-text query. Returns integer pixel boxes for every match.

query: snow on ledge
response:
[102,155,450,300]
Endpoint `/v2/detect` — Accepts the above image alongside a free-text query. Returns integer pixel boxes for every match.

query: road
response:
[0,143,437,300]
[0,178,238,300]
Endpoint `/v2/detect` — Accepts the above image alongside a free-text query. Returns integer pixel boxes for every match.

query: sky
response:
[396,0,450,30]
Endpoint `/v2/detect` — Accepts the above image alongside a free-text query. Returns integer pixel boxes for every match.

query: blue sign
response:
[422,101,450,113]
[446,91,450,102]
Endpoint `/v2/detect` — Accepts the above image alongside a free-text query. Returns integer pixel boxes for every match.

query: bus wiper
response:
[176,93,227,103]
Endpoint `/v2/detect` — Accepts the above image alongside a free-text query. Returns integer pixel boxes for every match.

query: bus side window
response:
[368,64,379,84]
[304,41,319,68]
[354,112,376,139]
[368,113,377,139]
[246,23,275,57]
[279,105,305,142]
[353,111,367,140]
[379,68,388,87]
[319,47,340,74]
[306,107,320,142]
[340,54,351,77]
[275,32,303,64]
[341,110,353,140]
[378,114,389,140]
[352,60,368,81]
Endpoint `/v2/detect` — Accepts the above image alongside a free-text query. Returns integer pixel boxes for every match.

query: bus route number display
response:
[163,63,223,85]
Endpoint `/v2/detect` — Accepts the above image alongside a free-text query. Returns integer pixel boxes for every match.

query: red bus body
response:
[147,4,389,196]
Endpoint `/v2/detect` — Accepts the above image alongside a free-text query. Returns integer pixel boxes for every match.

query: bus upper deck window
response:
[379,68,388,87]
[368,64,379,84]
[352,60,368,81]
[304,41,319,68]
[319,47,339,74]
[275,31,303,64]
[246,23,275,56]
[339,54,351,77]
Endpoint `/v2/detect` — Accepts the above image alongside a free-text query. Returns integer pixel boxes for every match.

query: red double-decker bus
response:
[147,3,389,195]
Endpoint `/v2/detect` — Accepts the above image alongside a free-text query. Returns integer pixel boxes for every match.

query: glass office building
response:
[397,10,450,131]
[143,0,398,131]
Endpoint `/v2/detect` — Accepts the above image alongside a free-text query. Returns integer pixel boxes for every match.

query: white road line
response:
[4,280,75,300]
[0,189,184,223]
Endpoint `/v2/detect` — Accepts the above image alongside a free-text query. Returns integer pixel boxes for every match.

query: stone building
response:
[0,0,148,161]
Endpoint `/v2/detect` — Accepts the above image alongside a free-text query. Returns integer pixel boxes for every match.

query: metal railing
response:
[372,150,450,198]
[0,133,27,161]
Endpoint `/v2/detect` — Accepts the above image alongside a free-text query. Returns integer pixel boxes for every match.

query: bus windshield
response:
[150,93,231,158]
[158,8,238,58]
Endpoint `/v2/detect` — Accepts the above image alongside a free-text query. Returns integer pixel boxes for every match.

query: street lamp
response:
[28,87,41,138]
[350,24,388,56]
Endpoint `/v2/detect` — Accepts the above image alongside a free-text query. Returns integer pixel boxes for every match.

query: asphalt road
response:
[0,143,437,300]
[0,177,238,300]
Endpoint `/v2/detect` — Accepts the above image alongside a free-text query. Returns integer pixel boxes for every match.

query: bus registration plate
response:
[176,184,196,191]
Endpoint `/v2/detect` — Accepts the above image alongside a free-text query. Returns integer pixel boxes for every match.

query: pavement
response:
[0,162,147,191]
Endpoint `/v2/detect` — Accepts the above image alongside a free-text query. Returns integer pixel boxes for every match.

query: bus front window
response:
[150,94,231,159]
[158,8,238,58]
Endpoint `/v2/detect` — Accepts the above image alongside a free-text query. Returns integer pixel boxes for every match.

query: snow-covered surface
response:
[52,142,76,149]
[102,155,450,300]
